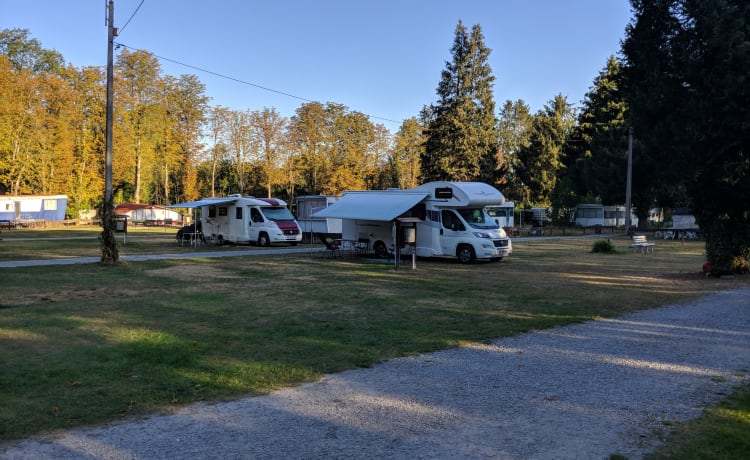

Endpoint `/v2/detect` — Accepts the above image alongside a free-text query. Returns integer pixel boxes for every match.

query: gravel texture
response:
[2,287,749,459]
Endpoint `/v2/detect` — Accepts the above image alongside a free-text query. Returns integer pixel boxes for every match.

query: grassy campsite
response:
[0,233,748,456]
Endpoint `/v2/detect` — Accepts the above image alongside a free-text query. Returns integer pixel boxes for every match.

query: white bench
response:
[631,235,655,254]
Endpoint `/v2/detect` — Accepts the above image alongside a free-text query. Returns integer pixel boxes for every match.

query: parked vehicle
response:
[295,195,342,241]
[313,182,512,263]
[485,201,514,228]
[198,195,302,245]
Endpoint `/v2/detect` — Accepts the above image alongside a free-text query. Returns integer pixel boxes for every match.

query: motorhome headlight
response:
[498,227,507,238]
[473,231,492,239]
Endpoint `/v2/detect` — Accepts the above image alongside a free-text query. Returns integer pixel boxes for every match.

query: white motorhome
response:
[198,195,302,245]
[313,182,512,263]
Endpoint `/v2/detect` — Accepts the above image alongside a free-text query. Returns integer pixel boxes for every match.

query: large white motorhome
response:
[313,182,512,263]
[199,195,302,245]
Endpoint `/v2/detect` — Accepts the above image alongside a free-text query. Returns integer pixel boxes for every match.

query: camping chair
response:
[321,235,343,259]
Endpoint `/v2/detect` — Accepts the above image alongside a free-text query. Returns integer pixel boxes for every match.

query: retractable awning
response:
[167,198,237,208]
[312,191,428,221]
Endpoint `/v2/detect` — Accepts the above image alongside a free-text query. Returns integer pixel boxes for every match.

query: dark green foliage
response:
[515,94,575,205]
[622,0,750,269]
[570,56,630,205]
[497,99,532,201]
[421,21,498,184]
[591,239,617,253]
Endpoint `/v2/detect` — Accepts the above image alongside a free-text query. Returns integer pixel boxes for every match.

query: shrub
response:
[592,239,616,254]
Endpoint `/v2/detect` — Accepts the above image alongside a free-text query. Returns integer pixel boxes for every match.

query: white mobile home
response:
[313,182,512,263]
[115,203,183,225]
[575,204,638,228]
[0,194,67,222]
[170,195,302,245]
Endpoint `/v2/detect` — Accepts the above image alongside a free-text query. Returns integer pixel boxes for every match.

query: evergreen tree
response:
[421,21,498,183]
[497,99,532,201]
[622,0,750,271]
[515,94,575,205]
[572,56,630,205]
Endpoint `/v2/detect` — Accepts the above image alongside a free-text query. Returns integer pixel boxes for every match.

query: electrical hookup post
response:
[395,219,418,270]
[114,215,128,244]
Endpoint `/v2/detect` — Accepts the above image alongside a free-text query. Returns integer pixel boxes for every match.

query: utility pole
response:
[624,125,633,232]
[101,0,119,264]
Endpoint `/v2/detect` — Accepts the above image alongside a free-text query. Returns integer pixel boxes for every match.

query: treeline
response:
[0,25,627,218]
[2,0,749,272]
[0,26,622,221]
[0,29,424,217]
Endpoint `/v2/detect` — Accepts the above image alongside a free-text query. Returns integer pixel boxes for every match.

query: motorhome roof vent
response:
[229,194,242,197]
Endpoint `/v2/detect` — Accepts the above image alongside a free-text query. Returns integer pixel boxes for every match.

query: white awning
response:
[167,198,236,208]
[312,191,428,221]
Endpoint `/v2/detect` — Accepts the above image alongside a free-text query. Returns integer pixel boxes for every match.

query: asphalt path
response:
[0,234,573,268]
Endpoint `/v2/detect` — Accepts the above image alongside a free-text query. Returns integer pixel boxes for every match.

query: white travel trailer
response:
[313,182,512,263]
[485,201,514,229]
[171,195,302,245]
[575,203,639,228]
[294,195,342,238]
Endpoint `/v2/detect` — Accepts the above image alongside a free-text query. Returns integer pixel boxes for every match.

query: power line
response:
[113,41,402,126]
[118,0,145,34]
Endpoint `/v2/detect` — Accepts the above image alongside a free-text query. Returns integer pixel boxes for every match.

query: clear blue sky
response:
[2,0,633,129]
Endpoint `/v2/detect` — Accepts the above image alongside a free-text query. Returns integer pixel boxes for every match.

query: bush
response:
[592,239,616,254]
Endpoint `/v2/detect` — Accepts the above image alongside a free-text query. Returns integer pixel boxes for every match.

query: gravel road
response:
[2,287,748,460]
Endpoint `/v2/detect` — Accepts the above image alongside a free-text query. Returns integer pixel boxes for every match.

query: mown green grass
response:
[0,227,311,261]
[0,235,748,452]
[643,383,750,459]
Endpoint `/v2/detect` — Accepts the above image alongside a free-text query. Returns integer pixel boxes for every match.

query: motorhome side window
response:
[208,206,216,218]
[235,207,242,219]
[218,207,227,217]
[251,208,263,223]
[441,210,465,231]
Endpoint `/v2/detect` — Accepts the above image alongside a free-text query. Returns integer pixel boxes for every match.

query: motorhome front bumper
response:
[491,238,512,256]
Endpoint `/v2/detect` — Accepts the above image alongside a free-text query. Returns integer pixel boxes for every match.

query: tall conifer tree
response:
[421,21,498,183]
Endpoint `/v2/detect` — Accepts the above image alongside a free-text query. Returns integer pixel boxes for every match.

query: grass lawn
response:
[0,233,748,454]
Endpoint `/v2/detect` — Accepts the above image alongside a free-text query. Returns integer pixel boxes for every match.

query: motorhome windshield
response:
[261,206,295,221]
[457,208,499,229]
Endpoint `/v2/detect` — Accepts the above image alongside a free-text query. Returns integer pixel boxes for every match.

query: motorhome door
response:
[439,209,466,254]
[245,207,263,241]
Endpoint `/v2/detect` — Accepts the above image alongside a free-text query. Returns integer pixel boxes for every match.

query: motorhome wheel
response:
[374,241,388,258]
[457,245,476,264]
[258,233,270,247]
